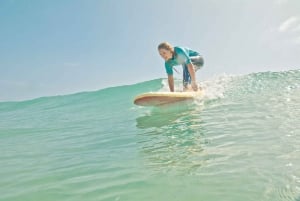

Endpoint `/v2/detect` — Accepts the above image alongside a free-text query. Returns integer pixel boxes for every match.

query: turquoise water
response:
[1,70,300,201]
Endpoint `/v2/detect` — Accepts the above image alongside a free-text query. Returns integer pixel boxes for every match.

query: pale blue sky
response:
[0,0,299,101]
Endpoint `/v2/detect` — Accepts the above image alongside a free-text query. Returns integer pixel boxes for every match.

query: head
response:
[158,42,174,61]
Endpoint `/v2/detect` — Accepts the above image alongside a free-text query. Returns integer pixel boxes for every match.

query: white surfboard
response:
[134,91,204,106]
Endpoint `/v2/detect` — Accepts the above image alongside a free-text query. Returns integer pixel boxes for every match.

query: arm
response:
[165,63,174,92]
[187,63,198,91]
[167,75,175,92]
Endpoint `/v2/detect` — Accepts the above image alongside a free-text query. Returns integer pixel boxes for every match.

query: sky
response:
[0,0,299,101]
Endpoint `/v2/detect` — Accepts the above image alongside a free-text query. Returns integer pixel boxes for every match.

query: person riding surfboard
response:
[158,42,204,92]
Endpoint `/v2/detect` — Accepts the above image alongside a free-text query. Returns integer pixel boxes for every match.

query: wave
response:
[0,69,299,113]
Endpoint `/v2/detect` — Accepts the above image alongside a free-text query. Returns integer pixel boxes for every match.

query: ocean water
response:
[0,70,300,201]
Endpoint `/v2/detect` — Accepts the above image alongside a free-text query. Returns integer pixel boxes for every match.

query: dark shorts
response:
[183,55,204,87]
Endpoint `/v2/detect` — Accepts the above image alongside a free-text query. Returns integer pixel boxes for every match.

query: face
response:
[159,48,172,61]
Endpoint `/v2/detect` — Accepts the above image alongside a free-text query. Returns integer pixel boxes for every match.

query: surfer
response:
[158,42,204,92]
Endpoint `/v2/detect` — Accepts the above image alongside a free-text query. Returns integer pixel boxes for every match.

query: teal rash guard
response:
[165,46,200,75]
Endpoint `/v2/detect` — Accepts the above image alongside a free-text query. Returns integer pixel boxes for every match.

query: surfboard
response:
[134,91,204,106]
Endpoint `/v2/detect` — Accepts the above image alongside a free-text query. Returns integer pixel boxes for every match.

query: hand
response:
[191,81,198,91]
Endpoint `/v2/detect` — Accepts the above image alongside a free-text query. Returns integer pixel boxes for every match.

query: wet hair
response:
[157,42,174,54]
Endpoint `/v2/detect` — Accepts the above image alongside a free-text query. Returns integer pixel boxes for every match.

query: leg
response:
[183,64,191,90]
[190,55,204,71]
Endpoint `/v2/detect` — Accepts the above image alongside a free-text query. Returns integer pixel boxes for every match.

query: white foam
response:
[200,73,236,100]
[160,73,236,101]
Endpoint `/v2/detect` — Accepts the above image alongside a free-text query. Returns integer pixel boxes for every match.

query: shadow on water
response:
[135,101,209,175]
[135,100,197,129]
[136,109,184,129]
